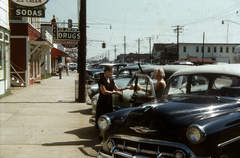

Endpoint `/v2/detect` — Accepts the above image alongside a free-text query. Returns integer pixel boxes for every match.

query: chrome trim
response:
[108,134,210,158]
[130,126,157,134]
[218,135,240,148]
[89,116,95,125]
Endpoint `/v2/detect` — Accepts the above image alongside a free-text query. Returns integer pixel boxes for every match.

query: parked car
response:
[87,65,143,104]
[97,64,240,158]
[89,65,190,124]
[93,63,139,83]
[86,63,115,83]
[69,63,77,71]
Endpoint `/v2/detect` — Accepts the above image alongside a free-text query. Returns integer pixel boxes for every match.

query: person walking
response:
[95,65,130,140]
[57,60,64,79]
[66,61,69,76]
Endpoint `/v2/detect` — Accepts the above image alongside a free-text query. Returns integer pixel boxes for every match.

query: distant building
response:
[117,53,151,63]
[152,43,240,65]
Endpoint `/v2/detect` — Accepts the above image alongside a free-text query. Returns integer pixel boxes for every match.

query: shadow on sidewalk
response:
[68,108,92,115]
[42,126,101,157]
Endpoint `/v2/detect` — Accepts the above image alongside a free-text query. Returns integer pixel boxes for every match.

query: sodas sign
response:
[12,0,49,7]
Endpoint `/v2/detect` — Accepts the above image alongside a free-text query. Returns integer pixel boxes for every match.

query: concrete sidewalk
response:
[0,71,101,158]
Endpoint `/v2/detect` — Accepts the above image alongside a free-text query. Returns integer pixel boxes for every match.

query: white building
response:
[179,43,239,63]
[0,0,11,97]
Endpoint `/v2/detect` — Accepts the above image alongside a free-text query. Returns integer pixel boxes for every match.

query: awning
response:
[51,47,69,59]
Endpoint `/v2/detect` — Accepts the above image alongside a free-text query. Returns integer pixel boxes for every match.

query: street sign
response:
[52,26,80,41]
[12,0,49,7]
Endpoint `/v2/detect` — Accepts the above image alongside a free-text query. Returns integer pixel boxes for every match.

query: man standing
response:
[57,60,64,79]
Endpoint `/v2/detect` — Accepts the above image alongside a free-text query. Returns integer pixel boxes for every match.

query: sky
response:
[42,0,240,61]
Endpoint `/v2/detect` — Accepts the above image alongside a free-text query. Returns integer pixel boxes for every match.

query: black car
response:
[97,64,240,158]
[69,63,77,71]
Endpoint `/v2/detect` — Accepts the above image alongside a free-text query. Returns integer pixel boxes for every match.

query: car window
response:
[135,76,153,96]
[167,75,188,95]
[190,75,208,93]
[213,75,232,89]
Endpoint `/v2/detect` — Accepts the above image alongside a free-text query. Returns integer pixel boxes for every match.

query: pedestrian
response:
[95,65,130,140]
[66,61,69,76]
[57,60,64,79]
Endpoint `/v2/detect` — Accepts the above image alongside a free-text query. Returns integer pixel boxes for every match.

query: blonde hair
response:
[154,67,165,77]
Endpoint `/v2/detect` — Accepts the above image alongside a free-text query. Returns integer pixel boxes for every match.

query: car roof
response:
[137,65,191,73]
[99,63,116,66]
[172,64,240,77]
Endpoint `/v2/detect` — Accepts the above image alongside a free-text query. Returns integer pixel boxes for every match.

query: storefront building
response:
[0,0,11,97]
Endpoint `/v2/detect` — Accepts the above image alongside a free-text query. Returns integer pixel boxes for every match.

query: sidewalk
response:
[0,71,101,158]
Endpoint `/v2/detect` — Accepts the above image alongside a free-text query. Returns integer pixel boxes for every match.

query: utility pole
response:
[78,0,86,103]
[123,36,126,62]
[146,37,154,63]
[202,32,205,63]
[136,38,141,63]
[114,45,117,61]
[172,25,184,61]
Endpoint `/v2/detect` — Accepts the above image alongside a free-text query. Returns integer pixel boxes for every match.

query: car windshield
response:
[165,74,240,97]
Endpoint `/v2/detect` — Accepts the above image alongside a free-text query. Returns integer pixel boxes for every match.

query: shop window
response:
[4,33,9,43]
[0,32,3,42]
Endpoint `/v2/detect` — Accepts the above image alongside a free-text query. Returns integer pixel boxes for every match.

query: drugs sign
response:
[53,26,80,41]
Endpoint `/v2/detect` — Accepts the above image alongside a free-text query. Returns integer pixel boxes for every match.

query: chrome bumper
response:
[89,115,95,125]
[98,134,211,158]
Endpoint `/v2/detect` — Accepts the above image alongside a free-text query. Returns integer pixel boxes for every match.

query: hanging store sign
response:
[14,6,45,17]
[12,0,49,7]
[52,26,80,41]
[53,40,78,48]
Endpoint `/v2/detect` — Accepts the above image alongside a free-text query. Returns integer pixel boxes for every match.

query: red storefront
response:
[10,23,52,86]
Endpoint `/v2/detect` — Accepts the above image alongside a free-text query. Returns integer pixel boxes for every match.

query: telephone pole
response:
[146,37,154,63]
[202,32,205,63]
[123,36,126,62]
[113,45,117,61]
[172,25,184,60]
[78,0,86,103]
[136,38,142,63]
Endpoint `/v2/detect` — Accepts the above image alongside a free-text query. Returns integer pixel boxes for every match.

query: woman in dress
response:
[95,65,130,140]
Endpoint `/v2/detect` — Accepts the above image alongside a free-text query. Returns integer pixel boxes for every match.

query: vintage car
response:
[86,65,144,105]
[89,65,190,124]
[97,64,240,158]
[86,63,116,83]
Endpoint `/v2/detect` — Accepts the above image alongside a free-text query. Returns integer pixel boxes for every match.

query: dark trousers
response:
[59,68,62,79]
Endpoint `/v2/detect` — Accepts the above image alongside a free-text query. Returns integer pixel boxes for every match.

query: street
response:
[0,71,101,158]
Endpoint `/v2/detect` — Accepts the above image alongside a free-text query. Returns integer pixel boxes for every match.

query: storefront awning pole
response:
[30,44,40,55]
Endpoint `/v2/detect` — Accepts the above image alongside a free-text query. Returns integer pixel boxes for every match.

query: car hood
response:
[126,95,240,131]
